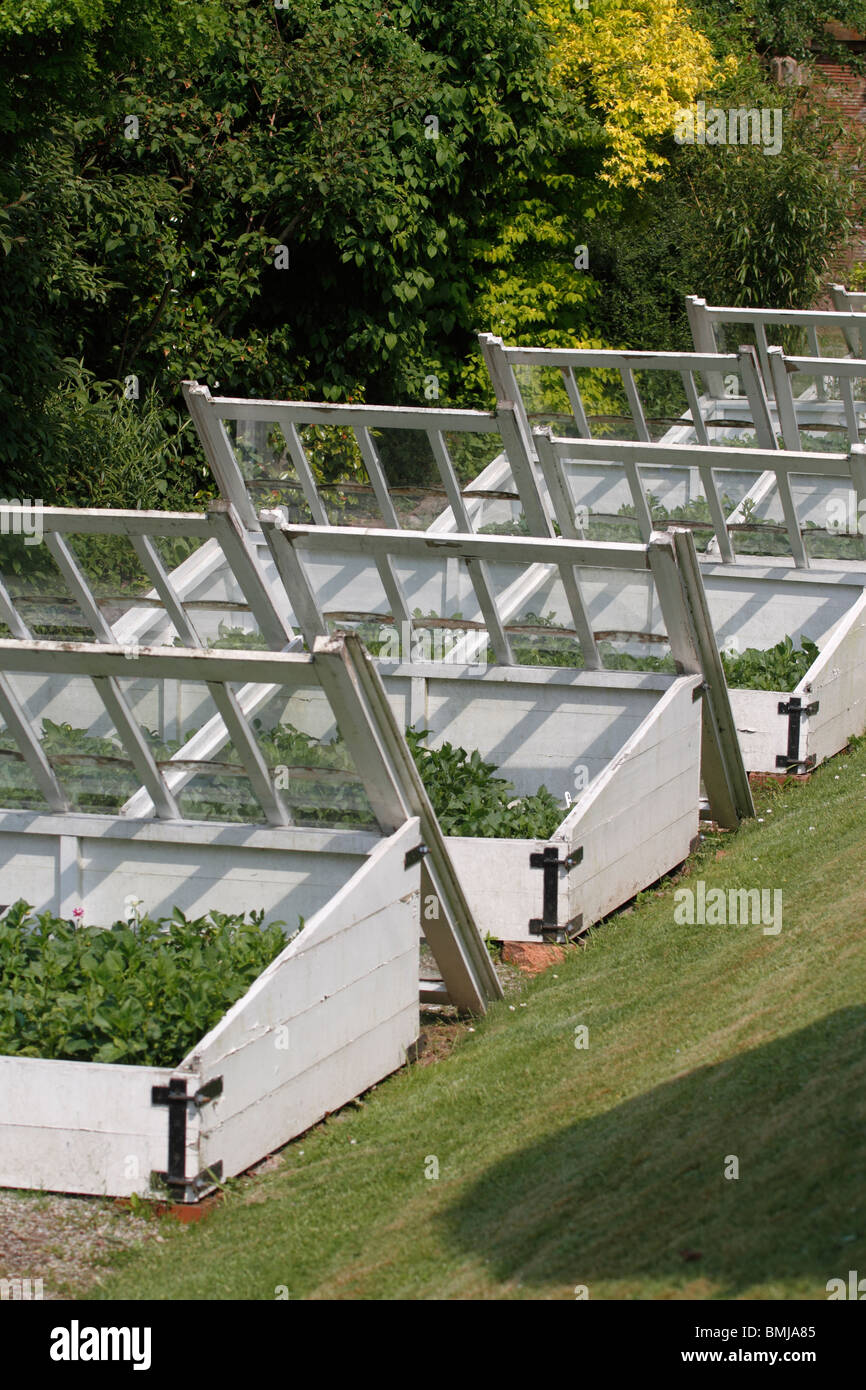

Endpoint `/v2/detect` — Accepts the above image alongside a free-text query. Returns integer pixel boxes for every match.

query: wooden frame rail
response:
[686,294,866,395]
[478,333,775,451]
[182,381,550,537]
[532,429,866,572]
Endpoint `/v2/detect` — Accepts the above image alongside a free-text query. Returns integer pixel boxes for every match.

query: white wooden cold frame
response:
[184,360,864,782]
[527,432,866,772]
[257,513,753,938]
[0,819,422,1200]
[476,330,866,529]
[460,339,866,776]
[0,496,751,943]
[0,635,501,1200]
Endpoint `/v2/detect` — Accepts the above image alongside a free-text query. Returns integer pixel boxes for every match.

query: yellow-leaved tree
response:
[536,0,724,187]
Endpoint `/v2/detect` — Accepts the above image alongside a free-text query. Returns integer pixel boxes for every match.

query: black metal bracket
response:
[404,843,429,871]
[776,696,819,771]
[529,846,559,933]
[151,1075,223,1202]
[529,845,583,935]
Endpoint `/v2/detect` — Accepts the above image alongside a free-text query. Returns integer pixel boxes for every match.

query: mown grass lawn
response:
[88,742,866,1300]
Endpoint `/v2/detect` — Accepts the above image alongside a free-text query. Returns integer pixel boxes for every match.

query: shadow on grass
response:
[441,1006,866,1296]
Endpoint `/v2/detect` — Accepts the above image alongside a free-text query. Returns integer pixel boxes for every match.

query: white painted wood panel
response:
[702,571,861,655]
[191,821,421,1179]
[0,817,377,924]
[443,835,552,942]
[800,588,866,766]
[200,973,416,1181]
[78,838,365,928]
[562,677,701,931]
[443,680,701,941]
[727,688,790,773]
[419,676,659,797]
[0,835,59,913]
[563,804,698,926]
[0,1057,199,1197]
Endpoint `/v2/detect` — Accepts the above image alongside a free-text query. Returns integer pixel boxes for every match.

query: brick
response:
[501,941,566,975]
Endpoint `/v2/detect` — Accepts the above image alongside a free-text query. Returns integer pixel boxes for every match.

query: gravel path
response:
[0,1192,163,1300]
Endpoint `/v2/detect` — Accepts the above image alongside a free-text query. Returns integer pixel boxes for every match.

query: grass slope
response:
[89,746,866,1301]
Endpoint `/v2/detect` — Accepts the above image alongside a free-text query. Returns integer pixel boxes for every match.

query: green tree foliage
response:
[674,83,864,310]
[581,82,864,355]
[536,0,720,187]
[2,0,866,502]
[693,0,866,66]
[0,0,218,491]
[0,0,563,496]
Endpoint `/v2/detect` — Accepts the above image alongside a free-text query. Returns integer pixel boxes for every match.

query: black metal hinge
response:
[404,843,429,870]
[529,845,583,936]
[151,1075,223,1202]
[776,696,819,771]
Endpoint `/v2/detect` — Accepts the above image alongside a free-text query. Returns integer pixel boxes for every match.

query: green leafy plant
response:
[720,635,819,692]
[0,715,378,827]
[0,902,292,1067]
[406,727,563,839]
[206,622,270,650]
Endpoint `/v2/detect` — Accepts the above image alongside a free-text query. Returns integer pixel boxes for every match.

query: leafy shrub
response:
[406,728,563,839]
[0,903,290,1067]
[206,622,270,650]
[720,635,819,692]
[35,366,203,511]
[673,79,865,314]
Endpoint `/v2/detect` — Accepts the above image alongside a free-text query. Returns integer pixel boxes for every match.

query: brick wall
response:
[811,42,866,290]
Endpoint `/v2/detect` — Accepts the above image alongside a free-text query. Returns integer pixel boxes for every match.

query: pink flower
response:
[71,907,85,925]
